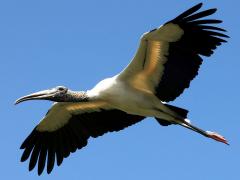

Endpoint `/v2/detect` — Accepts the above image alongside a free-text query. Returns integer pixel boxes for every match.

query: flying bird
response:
[15,3,229,175]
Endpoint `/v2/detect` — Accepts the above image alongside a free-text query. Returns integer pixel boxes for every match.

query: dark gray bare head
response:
[15,86,88,105]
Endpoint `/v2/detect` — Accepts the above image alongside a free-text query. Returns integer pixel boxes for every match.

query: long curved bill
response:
[15,89,57,105]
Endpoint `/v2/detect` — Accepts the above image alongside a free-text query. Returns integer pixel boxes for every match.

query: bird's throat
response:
[64,91,89,102]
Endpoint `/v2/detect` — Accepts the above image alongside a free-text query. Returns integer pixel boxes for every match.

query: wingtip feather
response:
[174,3,203,21]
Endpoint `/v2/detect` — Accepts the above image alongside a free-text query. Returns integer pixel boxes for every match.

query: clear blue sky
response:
[0,0,239,179]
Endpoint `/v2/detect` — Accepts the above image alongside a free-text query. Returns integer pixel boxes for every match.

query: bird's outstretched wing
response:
[20,102,144,175]
[118,3,228,102]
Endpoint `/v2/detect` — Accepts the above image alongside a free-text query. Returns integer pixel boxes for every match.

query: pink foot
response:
[206,131,229,145]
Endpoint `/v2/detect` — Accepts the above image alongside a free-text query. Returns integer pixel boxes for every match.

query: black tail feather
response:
[156,118,174,126]
[155,104,188,126]
[164,104,188,118]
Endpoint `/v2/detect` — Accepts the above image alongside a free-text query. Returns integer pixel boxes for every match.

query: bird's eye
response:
[58,87,65,91]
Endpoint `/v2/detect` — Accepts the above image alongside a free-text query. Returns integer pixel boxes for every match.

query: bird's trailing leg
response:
[154,104,228,145]
[179,119,229,145]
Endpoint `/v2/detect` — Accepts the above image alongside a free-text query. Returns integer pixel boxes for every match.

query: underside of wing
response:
[156,3,229,102]
[119,3,228,102]
[20,102,145,175]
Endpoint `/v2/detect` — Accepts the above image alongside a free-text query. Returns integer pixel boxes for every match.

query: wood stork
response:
[15,3,229,175]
